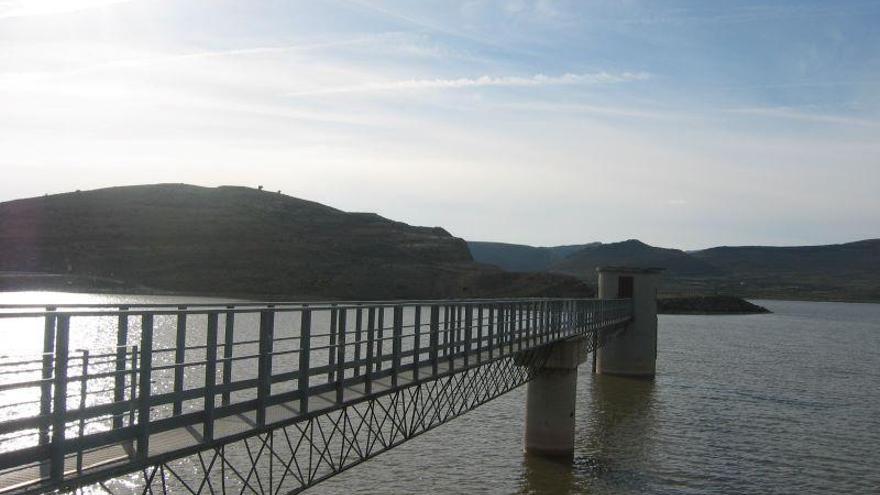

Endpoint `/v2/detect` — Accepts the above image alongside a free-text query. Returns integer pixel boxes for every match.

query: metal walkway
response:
[0,298,631,494]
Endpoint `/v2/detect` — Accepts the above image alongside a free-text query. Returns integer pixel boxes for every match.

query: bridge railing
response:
[0,298,631,492]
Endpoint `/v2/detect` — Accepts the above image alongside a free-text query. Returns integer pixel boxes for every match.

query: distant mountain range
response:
[0,184,590,300]
[468,238,880,302]
[465,242,600,273]
[1,184,875,302]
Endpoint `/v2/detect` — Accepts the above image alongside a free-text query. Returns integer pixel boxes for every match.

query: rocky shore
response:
[658,296,771,315]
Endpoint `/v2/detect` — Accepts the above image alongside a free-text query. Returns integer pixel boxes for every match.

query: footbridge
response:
[0,268,660,494]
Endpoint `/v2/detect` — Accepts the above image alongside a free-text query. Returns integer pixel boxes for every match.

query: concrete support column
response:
[522,336,588,458]
[595,267,662,378]
[524,369,577,456]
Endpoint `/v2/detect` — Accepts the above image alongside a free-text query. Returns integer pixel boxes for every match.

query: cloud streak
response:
[725,107,880,127]
[287,71,650,97]
[0,37,383,87]
[0,0,133,19]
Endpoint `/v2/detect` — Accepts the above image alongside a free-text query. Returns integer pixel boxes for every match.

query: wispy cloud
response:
[0,37,383,86]
[725,107,880,127]
[595,2,880,26]
[0,0,133,19]
[287,71,650,97]
[343,0,517,54]
[495,101,693,121]
[0,32,483,89]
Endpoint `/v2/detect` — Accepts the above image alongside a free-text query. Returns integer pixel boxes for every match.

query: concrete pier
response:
[524,368,577,456]
[523,336,589,457]
[595,266,662,378]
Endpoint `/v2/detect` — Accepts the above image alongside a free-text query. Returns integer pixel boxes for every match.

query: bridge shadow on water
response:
[517,373,657,495]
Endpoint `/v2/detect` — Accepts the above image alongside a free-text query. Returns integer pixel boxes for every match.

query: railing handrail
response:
[0,296,596,308]
[0,297,634,495]
[0,297,631,319]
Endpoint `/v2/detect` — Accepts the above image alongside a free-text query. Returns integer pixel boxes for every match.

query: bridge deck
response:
[0,298,632,494]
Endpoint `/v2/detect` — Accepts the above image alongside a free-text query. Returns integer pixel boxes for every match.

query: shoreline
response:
[657,296,771,315]
[1,283,876,307]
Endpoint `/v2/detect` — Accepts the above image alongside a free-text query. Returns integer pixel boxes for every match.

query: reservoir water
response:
[0,293,877,494]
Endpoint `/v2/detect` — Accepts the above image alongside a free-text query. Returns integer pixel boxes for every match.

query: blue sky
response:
[1,0,878,249]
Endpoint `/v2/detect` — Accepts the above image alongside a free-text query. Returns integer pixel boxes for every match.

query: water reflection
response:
[519,372,657,495]
[520,453,578,494]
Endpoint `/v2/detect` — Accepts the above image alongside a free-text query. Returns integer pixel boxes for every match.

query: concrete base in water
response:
[523,368,578,457]
[523,266,662,457]
[595,267,662,378]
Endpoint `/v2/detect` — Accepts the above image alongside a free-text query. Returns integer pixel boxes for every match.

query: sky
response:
[1,0,878,249]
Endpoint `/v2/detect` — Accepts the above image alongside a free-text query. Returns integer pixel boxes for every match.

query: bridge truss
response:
[134,349,551,495]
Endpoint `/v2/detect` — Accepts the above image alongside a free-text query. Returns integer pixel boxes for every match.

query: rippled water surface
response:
[1,294,878,494]
[319,299,880,495]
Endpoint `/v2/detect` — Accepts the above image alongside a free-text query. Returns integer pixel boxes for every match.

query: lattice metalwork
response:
[91,349,551,495]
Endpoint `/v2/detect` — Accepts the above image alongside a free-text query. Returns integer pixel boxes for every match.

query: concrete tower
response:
[595,266,662,378]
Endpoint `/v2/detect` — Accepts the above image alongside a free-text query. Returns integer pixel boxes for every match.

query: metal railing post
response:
[173,306,187,416]
[543,301,551,344]
[204,312,218,441]
[553,301,559,340]
[592,325,599,373]
[456,305,464,357]
[560,301,567,336]
[536,300,543,342]
[464,305,473,367]
[476,305,483,364]
[507,303,514,356]
[335,308,347,404]
[128,345,138,427]
[298,307,311,415]
[365,307,375,394]
[354,306,363,377]
[429,305,439,378]
[112,306,128,429]
[222,306,234,406]
[376,307,385,375]
[494,303,502,355]
[391,305,402,387]
[575,300,583,333]
[488,305,495,359]
[448,304,457,371]
[76,349,89,473]
[412,306,422,381]
[515,303,523,351]
[441,305,449,359]
[50,314,70,484]
[328,305,338,383]
[39,306,56,447]
[561,301,566,338]
[137,314,153,461]
[258,309,275,425]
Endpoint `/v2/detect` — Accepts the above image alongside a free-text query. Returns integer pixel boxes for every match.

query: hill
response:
[0,184,591,300]
[688,239,880,301]
[467,241,598,272]
[468,238,880,302]
[550,239,721,279]
[692,240,880,275]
